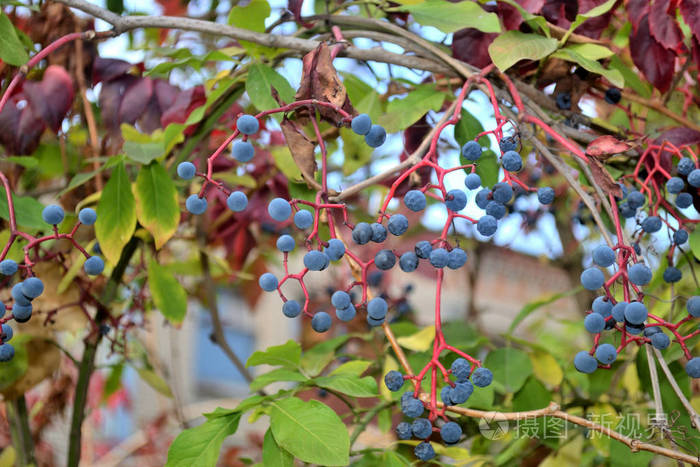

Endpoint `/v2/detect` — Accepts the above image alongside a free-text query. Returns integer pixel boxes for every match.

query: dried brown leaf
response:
[586,135,633,159]
[280,118,317,185]
[589,157,623,198]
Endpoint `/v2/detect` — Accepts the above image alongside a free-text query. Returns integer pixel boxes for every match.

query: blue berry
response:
[689,169,700,187]
[595,343,617,364]
[465,173,481,190]
[282,300,302,318]
[367,271,383,287]
[472,367,493,387]
[485,201,506,219]
[624,301,647,325]
[336,305,356,322]
[619,202,637,218]
[492,183,513,204]
[451,358,470,382]
[401,393,424,418]
[258,273,278,291]
[580,267,605,290]
[399,252,419,272]
[22,277,44,299]
[641,216,662,233]
[1,324,13,342]
[476,215,498,236]
[676,192,693,209]
[537,187,554,204]
[628,263,652,286]
[415,241,432,259]
[412,418,432,439]
[351,114,372,135]
[686,357,700,378]
[294,210,314,229]
[666,177,684,194]
[268,198,291,221]
[462,140,482,161]
[612,302,627,321]
[414,442,435,461]
[502,150,522,172]
[445,189,467,212]
[374,250,396,270]
[450,381,473,403]
[663,267,682,283]
[11,283,31,306]
[626,324,644,335]
[396,422,412,440]
[678,157,695,175]
[440,386,453,405]
[499,136,517,152]
[447,248,467,269]
[79,208,97,226]
[84,256,105,275]
[555,92,571,110]
[311,311,332,333]
[404,190,426,212]
[673,229,689,244]
[0,259,17,276]
[367,314,385,327]
[475,189,490,209]
[185,195,207,215]
[276,234,295,252]
[304,251,330,271]
[387,214,408,236]
[592,245,616,267]
[441,422,462,444]
[384,371,404,391]
[370,223,387,243]
[574,351,597,374]
[584,313,605,333]
[12,303,32,322]
[644,326,662,337]
[604,88,621,104]
[429,248,449,268]
[364,124,386,148]
[686,296,700,317]
[42,204,64,225]
[325,239,345,261]
[331,291,351,310]
[592,296,612,318]
[227,191,248,212]
[236,114,259,135]
[651,332,670,350]
[0,344,14,362]
[628,190,645,208]
[177,161,196,180]
[367,297,388,320]
[352,222,372,245]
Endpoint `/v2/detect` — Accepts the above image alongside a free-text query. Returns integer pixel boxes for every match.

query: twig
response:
[349,400,393,448]
[653,347,700,430]
[8,396,35,466]
[646,344,667,430]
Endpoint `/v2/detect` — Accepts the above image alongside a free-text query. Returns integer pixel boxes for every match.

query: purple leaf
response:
[629,15,675,92]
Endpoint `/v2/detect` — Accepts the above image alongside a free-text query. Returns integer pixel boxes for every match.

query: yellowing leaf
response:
[96,162,137,264]
[148,259,187,325]
[530,351,563,386]
[133,162,179,249]
[137,367,173,398]
[396,325,435,352]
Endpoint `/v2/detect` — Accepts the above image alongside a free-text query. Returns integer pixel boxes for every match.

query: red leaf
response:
[92,57,136,84]
[627,0,650,32]
[99,74,140,133]
[119,77,154,125]
[517,0,544,13]
[22,65,74,133]
[0,93,45,155]
[679,0,700,42]
[585,135,632,157]
[156,0,188,16]
[497,2,523,30]
[574,0,616,39]
[649,0,683,51]
[541,0,577,27]
[629,15,675,92]
[452,29,498,68]
[288,0,313,28]
[160,85,205,128]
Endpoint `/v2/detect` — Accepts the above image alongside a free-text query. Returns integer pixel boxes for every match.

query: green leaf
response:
[270,146,303,181]
[690,228,700,260]
[475,149,499,188]
[561,0,617,45]
[396,325,435,352]
[608,55,652,98]
[314,374,378,397]
[246,64,295,113]
[340,72,383,120]
[103,363,124,401]
[6,156,38,168]
[0,11,28,65]
[484,347,533,394]
[551,48,624,88]
[249,368,307,392]
[121,124,164,164]
[498,0,550,35]
[165,412,241,467]
[148,259,187,324]
[270,397,350,466]
[512,377,551,411]
[329,360,372,376]
[0,335,29,391]
[0,194,45,230]
[377,85,445,133]
[488,31,558,71]
[454,108,488,147]
[300,335,350,376]
[228,0,274,57]
[133,162,179,249]
[401,0,501,33]
[263,428,294,467]
[137,367,173,397]
[95,162,137,264]
[508,287,581,333]
[340,128,374,176]
[247,340,301,369]
[563,43,614,60]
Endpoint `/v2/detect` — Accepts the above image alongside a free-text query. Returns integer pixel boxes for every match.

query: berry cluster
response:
[574,151,700,378]
[0,203,103,361]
